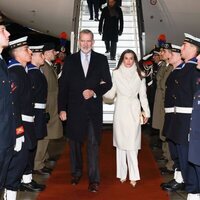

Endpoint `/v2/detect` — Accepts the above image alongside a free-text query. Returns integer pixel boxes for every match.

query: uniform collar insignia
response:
[27,63,39,70]
[8,59,21,69]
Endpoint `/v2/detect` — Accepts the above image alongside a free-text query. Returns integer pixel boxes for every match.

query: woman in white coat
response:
[104,49,150,187]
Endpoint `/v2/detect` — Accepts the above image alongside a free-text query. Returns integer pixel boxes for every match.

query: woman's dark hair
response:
[115,49,143,79]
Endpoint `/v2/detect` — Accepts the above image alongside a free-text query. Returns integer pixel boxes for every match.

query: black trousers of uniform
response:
[23,146,37,176]
[187,162,200,193]
[168,139,198,193]
[69,119,100,184]
[187,163,200,194]
[168,139,180,170]
[4,142,29,191]
[105,41,117,59]
[0,146,14,190]
[87,0,99,19]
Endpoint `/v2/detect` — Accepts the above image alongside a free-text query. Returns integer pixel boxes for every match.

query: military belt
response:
[21,114,35,122]
[165,107,192,114]
[34,103,46,109]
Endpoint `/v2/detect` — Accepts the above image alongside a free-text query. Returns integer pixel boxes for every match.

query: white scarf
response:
[120,63,137,80]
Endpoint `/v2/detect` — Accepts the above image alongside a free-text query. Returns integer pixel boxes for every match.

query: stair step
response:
[79,26,137,34]
[81,15,137,21]
[81,21,137,28]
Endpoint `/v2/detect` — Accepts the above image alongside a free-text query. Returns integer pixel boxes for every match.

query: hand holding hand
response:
[14,136,25,152]
[83,89,94,100]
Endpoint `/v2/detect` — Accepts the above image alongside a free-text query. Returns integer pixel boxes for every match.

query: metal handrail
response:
[71,0,82,53]
[135,0,145,57]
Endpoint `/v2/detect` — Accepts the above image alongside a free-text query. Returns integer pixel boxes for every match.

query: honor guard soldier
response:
[23,45,48,190]
[3,36,38,200]
[161,44,185,191]
[188,54,200,200]
[34,42,62,176]
[0,22,17,194]
[154,43,175,175]
[162,34,200,199]
[28,45,47,141]
[139,53,154,126]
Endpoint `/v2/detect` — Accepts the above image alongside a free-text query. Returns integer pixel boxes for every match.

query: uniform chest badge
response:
[196,78,200,85]
[11,82,17,92]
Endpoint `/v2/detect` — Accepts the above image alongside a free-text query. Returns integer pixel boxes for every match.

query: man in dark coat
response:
[98,0,123,60]
[0,23,16,194]
[58,29,112,192]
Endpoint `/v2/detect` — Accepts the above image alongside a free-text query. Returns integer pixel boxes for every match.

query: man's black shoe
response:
[71,176,81,185]
[20,180,46,192]
[33,167,52,176]
[160,179,175,188]
[88,182,99,192]
[161,179,185,192]
[160,167,174,175]
[46,158,56,165]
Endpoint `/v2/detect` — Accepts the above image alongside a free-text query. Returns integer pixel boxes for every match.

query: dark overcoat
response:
[99,6,123,42]
[28,64,48,139]
[58,50,112,142]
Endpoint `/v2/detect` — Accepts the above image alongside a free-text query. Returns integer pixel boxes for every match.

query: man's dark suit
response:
[58,50,112,184]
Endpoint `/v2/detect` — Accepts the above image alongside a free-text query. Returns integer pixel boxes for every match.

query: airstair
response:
[78,0,141,123]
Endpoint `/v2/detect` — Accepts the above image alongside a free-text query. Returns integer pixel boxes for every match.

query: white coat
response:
[104,64,150,150]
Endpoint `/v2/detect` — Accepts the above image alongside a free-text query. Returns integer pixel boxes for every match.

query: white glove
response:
[14,136,25,152]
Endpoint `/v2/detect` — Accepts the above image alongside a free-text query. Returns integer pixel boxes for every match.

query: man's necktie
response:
[83,54,89,77]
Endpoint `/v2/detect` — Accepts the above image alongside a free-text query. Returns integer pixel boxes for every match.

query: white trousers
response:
[116,148,140,181]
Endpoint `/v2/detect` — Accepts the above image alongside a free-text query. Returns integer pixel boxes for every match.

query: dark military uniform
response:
[188,86,200,193]
[4,59,36,191]
[27,63,48,177]
[163,63,183,173]
[28,64,48,139]
[0,56,16,189]
[163,58,200,193]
